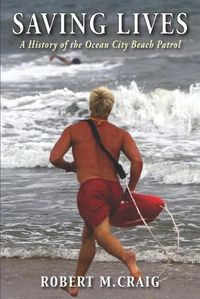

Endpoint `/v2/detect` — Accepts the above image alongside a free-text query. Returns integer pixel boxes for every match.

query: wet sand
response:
[1,258,199,299]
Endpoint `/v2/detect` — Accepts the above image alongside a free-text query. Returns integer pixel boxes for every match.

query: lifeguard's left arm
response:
[121,131,143,191]
[49,127,76,172]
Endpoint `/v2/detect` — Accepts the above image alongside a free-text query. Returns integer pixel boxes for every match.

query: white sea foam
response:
[1,245,200,264]
[3,148,199,184]
[1,83,200,181]
[113,81,200,134]
[2,145,53,168]
[142,162,200,185]
[2,56,121,82]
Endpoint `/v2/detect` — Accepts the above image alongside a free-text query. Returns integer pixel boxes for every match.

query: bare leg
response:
[94,217,142,279]
[74,225,96,276]
[62,224,96,297]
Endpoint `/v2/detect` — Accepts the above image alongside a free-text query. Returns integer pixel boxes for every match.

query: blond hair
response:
[89,86,115,118]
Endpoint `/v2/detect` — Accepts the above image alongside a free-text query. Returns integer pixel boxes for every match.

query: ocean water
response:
[1,0,200,263]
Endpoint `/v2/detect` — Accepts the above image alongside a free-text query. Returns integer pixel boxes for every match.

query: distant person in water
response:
[50,54,81,65]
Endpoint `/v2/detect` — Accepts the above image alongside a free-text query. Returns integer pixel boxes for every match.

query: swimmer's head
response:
[89,86,115,118]
[72,58,81,64]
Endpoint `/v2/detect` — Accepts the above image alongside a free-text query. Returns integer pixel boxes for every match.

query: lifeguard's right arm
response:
[49,127,76,172]
[122,131,143,191]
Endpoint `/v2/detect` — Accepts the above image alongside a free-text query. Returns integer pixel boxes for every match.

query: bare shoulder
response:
[109,123,131,139]
[68,120,127,138]
[69,120,88,131]
[62,123,74,133]
[107,121,125,133]
[64,121,83,130]
[66,121,89,138]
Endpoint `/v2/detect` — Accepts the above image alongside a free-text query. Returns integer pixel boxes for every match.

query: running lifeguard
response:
[49,86,143,297]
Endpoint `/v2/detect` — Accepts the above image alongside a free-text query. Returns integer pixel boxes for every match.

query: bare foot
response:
[125,251,142,281]
[61,286,79,297]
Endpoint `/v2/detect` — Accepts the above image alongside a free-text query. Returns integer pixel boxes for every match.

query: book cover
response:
[1,1,200,299]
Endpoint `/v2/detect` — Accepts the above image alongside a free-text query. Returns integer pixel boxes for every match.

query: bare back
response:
[50,119,142,188]
[70,120,123,183]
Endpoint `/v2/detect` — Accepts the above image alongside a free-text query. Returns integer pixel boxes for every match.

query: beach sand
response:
[1,258,199,299]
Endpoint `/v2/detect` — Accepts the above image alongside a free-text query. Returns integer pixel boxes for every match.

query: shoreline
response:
[1,258,199,299]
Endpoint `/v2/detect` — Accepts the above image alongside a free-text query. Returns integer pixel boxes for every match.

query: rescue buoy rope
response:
[125,176,180,278]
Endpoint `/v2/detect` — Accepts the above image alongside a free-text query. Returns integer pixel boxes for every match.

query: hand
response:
[70,161,77,173]
[122,189,132,202]
[65,161,76,173]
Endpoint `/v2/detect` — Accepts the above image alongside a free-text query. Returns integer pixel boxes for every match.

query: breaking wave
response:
[1,81,200,184]
[1,245,200,264]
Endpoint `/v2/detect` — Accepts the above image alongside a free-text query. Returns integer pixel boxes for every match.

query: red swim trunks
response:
[77,178,123,227]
